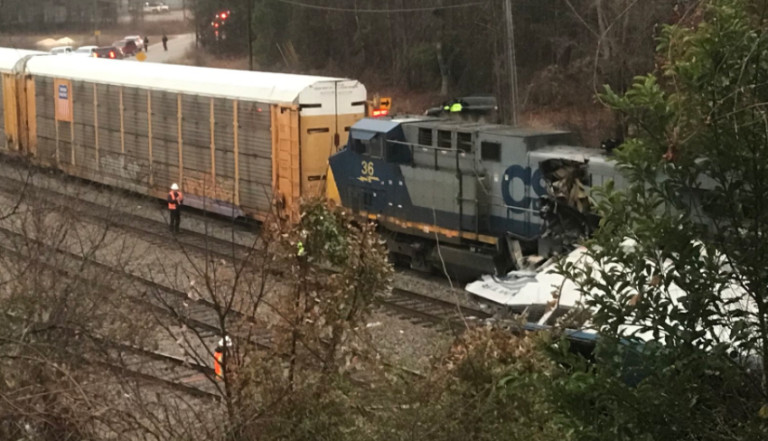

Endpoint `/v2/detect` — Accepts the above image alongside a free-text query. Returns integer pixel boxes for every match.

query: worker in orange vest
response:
[168,183,183,233]
[214,336,233,380]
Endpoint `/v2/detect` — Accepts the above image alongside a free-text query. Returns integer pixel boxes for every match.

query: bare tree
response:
[0,165,161,440]
[139,198,392,440]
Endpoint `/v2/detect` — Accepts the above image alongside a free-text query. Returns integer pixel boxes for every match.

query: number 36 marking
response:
[361,161,374,176]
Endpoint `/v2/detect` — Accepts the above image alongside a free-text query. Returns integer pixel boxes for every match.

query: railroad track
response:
[0,221,263,399]
[381,287,491,328]
[0,220,268,343]
[1,307,220,399]
[0,172,255,261]
[99,342,220,399]
[0,168,492,330]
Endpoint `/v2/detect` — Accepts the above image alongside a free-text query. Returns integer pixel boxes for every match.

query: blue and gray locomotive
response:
[326,116,622,279]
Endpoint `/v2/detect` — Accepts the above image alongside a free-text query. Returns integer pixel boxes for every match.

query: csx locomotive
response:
[327,116,623,279]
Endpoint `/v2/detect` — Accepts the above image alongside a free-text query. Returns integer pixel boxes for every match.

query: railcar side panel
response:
[72,81,98,178]
[35,76,56,165]
[236,100,273,216]
[212,98,236,203]
[298,113,335,198]
[122,86,151,192]
[29,74,282,219]
[272,105,300,221]
[22,77,36,155]
[149,89,178,195]
[0,74,7,149]
[180,94,210,200]
[94,84,124,188]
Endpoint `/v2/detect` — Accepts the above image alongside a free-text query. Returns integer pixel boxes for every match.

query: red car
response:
[113,39,138,57]
[93,46,125,59]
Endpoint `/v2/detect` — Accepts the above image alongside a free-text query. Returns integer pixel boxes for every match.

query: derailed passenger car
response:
[327,117,622,279]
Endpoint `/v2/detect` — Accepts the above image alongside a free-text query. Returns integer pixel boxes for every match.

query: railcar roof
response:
[353,118,400,132]
[530,145,608,162]
[485,126,571,137]
[407,118,571,137]
[14,50,353,103]
[0,48,44,72]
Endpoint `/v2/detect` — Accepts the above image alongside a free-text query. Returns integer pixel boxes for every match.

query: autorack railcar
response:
[0,47,366,220]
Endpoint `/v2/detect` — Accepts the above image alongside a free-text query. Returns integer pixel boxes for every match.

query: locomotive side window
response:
[418,128,433,147]
[437,130,452,148]
[481,142,501,161]
[457,132,472,152]
[367,137,384,158]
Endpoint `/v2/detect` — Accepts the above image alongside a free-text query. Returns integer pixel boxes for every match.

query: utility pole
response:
[92,0,101,36]
[503,0,519,126]
[246,0,253,70]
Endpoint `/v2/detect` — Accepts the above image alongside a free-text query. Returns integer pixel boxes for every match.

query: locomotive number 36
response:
[361,161,375,177]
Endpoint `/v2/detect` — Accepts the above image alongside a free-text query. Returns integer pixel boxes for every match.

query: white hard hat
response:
[171,183,179,191]
[218,336,233,347]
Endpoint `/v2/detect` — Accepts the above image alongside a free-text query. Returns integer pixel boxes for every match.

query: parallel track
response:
[2,308,219,399]
[0,222,254,399]
[0,170,493,327]
[381,288,491,328]
[98,342,220,399]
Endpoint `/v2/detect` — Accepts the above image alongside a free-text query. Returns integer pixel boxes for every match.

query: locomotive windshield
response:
[351,135,384,158]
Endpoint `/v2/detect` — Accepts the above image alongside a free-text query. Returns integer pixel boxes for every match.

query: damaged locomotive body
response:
[326,117,621,279]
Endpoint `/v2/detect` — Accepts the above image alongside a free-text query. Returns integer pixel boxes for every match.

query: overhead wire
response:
[274,0,487,13]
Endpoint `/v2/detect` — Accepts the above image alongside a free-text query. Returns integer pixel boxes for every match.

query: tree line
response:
[193,0,691,133]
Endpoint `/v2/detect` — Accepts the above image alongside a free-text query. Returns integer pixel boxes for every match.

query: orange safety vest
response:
[168,190,183,210]
[214,349,223,378]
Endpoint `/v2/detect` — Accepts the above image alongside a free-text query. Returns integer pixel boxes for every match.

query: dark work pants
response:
[170,209,181,233]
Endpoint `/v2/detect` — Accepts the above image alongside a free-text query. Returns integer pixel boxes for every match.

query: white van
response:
[73,46,98,57]
[50,46,73,55]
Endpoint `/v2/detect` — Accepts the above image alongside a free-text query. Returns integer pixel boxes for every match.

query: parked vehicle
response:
[124,35,144,51]
[113,39,138,56]
[143,2,170,14]
[73,46,98,57]
[49,46,73,55]
[93,46,125,59]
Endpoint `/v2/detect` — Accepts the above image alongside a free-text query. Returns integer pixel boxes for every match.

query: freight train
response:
[326,117,624,279]
[0,46,620,279]
[0,47,365,220]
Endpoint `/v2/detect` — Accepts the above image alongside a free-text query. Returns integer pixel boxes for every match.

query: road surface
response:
[118,10,189,24]
[140,33,195,64]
